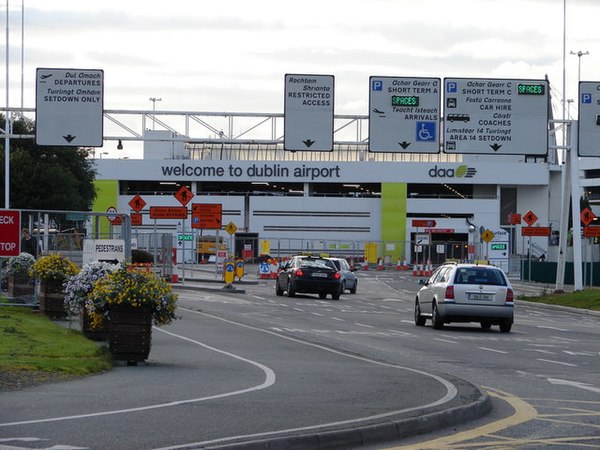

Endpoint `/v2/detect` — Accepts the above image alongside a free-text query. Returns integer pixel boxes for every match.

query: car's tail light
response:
[505,288,514,304]
[445,285,455,300]
[333,272,341,279]
[295,269,304,277]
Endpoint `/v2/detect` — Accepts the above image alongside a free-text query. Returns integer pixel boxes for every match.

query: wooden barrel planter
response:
[108,305,153,365]
[39,280,67,318]
[7,274,35,299]
[79,309,109,341]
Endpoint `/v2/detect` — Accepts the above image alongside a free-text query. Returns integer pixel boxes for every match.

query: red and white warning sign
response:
[0,210,21,257]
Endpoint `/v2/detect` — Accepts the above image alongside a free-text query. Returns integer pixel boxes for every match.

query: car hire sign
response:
[36,68,104,147]
[443,78,548,155]
[284,74,334,152]
[0,210,20,257]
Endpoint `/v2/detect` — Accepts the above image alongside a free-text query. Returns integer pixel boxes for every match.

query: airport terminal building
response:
[93,131,562,273]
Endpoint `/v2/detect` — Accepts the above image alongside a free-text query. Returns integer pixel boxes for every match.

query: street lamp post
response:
[149,97,162,130]
[570,50,589,85]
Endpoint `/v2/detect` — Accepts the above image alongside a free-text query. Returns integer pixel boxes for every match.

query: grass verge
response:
[0,306,113,391]
[518,288,600,311]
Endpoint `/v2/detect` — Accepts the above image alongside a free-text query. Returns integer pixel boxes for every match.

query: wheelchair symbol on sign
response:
[416,121,436,142]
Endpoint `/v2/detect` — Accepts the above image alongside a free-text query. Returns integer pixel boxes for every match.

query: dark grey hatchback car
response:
[276,256,343,300]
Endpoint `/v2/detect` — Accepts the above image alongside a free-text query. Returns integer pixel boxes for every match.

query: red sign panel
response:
[425,228,455,233]
[521,227,551,237]
[508,213,521,225]
[0,209,20,257]
[131,213,143,226]
[412,219,436,228]
[523,210,538,226]
[580,207,597,226]
[583,226,600,238]
[128,194,147,213]
[191,203,222,229]
[174,186,194,207]
[149,207,188,219]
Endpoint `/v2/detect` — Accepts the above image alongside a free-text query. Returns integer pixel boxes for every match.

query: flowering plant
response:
[6,252,36,276]
[64,261,117,314]
[29,253,80,283]
[87,265,178,329]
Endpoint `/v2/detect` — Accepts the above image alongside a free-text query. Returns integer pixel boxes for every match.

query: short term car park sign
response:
[369,77,441,153]
[578,81,600,157]
[443,78,548,155]
[284,74,334,152]
[36,68,104,147]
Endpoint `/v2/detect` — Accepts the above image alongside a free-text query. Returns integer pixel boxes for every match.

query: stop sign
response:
[0,210,21,257]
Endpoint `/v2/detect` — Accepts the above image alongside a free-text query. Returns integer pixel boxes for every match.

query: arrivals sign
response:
[36,68,104,147]
[369,76,441,153]
[578,81,600,157]
[443,78,548,155]
[284,74,334,152]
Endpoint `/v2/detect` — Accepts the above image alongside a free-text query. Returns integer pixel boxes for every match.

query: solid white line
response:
[354,322,375,328]
[536,325,569,332]
[311,312,324,317]
[537,358,578,367]
[330,317,345,321]
[0,324,276,428]
[434,338,458,344]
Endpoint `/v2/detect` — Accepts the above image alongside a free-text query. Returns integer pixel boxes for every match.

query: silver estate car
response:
[414,262,514,332]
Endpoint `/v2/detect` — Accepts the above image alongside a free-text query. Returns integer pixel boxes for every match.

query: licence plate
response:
[311,272,328,278]
[468,293,492,301]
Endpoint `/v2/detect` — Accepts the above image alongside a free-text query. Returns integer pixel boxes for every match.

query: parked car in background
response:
[276,256,343,300]
[328,257,358,294]
[414,262,514,332]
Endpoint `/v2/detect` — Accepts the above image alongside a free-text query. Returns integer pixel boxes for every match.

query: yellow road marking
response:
[390,387,537,450]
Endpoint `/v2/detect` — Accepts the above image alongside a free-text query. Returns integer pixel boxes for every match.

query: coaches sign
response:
[284,74,334,152]
[443,78,548,155]
[36,68,104,147]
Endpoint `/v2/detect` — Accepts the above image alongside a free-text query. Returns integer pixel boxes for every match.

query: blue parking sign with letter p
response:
[446,81,457,93]
[372,80,383,91]
[582,93,592,104]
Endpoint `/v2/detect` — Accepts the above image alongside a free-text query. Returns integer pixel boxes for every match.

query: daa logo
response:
[428,165,477,178]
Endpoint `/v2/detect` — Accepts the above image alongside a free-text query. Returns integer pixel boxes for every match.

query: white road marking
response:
[354,322,375,328]
[330,317,345,322]
[434,338,458,344]
[478,347,509,354]
[548,378,600,394]
[536,325,570,332]
[537,358,578,367]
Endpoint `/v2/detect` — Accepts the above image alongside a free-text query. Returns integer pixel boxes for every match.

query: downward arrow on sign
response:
[399,141,411,149]
[490,144,502,152]
[63,134,76,143]
[303,139,315,147]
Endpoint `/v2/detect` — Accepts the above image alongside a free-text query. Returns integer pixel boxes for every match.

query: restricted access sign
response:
[0,210,20,257]
[443,78,548,155]
[36,68,104,147]
[578,81,600,157]
[284,74,334,152]
[369,76,441,153]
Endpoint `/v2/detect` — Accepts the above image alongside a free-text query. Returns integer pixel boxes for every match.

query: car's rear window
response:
[454,267,506,286]
[301,259,336,270]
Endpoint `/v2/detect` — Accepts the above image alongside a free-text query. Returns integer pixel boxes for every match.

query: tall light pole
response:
[149,97,161,130]
[570,50,589,85]
[5,0,11,208]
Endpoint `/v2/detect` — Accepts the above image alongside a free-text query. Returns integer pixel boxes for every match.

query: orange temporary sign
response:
[412,219,436,228]
[174,186,194,206]
[523,210,538,226]
[191,203,222,229]
[580,207,597,226]
[583,226,600,238]
[149,206,188,219]
[521,227,550,237]
[128,194,146,213]
[131,213,143,226]
[508,213,521,225]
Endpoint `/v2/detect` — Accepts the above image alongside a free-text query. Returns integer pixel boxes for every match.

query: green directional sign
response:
[178,234,193,241]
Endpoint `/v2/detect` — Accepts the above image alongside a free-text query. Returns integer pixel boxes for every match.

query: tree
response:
[0,114,97,211]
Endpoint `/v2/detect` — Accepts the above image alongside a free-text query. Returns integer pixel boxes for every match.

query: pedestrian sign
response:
[481,229,495,243]
[128,194,146,213]
[174,186,194,206]
[523,210,538,226]
[225,221,238,235]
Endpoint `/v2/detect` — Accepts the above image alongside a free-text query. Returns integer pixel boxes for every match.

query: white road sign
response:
[284,74,334,152]
[578,81,600,157]
[443,78,548,155]
[36,68,104,147]
[369,76,441,153]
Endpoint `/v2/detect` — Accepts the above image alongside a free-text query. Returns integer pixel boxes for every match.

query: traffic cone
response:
[377,258,384,271]
[412,264,418,277]
[396,258,402,271]
[402,258,408,271]
[418,262,424,276]
[424,260,432,276]
[362,260,369,271]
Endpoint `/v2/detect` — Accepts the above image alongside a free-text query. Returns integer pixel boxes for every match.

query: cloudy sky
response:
[2,0,599,157]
